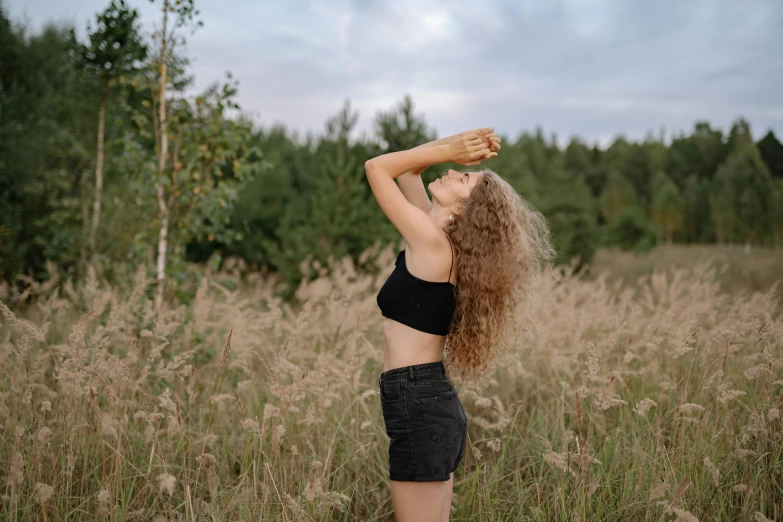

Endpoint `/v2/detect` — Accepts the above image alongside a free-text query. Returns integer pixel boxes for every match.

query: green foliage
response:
[564,138,605,198]
[564,138,592,174]
[223,124,303,268]
[625,141,665,206]
[603,205,660,253]
[682,175,713,243]
[374,94,436,152]
[710,145,775,244]
[650,171,684,242]
[538,169,598,268]
[771,180,783,245]
[600,171,637,223]
[149,0,203,31]
[81,0,148,96]
[727,117,754,155]
[0,10,97,279]
[168,80,261,245]
[757,130,783,179]
[1,2,781,298]
[81,0,149,266]
[121,74,262,280]
[253,100,394,296]
[667,121,727,185]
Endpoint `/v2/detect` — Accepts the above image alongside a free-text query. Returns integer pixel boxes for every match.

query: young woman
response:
[365,128,555,522]
[366,127,554,521]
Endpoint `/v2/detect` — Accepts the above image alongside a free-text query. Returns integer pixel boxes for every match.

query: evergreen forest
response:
[2,0,782,299]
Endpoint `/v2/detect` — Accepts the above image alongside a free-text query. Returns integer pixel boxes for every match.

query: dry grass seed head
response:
[157,473,176,496]
[34,482,54,504]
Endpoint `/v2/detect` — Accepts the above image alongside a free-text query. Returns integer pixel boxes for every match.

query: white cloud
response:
[5,0,783,142]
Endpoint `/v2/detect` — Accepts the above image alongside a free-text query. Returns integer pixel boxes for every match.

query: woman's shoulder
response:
[405,233,455,283]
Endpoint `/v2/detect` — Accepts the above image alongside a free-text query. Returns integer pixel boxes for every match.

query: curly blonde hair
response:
[443,167,555,384]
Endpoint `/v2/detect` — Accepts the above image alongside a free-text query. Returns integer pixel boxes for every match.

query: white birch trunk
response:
[155,185,169,309]
[154,1,170,310]
[90,96,106,263]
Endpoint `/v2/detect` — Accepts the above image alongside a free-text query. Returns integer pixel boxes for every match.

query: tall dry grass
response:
[591,243,783,311]
[0,245,781,521]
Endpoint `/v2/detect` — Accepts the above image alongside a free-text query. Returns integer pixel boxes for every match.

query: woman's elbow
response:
[364,158,376,176]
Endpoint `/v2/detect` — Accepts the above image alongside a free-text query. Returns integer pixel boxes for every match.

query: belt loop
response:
[408,366,415,381]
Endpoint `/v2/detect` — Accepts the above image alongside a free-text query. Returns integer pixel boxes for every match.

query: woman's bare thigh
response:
[390,472,453,522]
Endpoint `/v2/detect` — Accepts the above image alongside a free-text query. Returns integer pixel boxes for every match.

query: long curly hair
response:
[443,167,555,384]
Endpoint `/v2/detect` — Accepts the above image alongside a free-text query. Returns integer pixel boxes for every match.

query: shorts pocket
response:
[380,379,401,404]
[413,391,461,445]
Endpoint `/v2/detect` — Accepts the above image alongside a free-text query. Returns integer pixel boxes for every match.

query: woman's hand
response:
[447,127,500,166]
[484,131,501,158]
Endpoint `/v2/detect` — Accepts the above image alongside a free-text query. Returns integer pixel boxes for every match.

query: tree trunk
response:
[154,1,170,310]
[155,185,169,309]
[79,168,90,276]
[90,96,106,264]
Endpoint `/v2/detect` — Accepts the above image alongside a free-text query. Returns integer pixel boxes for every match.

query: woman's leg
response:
[440,472,454,522]
[390,473,453,522]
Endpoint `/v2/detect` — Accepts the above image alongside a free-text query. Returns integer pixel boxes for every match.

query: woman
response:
[365,127,554,521]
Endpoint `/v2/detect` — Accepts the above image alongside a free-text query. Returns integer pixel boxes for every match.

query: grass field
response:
[590,244,783,311]
[0,244,781,521]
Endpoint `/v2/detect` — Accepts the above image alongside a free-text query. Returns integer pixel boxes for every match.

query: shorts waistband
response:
[379,361,446,386]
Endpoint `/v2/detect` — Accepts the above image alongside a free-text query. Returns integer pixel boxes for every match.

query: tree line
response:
[1,0,782,302]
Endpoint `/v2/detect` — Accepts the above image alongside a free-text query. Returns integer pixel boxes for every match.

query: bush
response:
[603,205,660,253]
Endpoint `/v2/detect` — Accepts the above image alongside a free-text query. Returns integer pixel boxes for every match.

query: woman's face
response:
[428,169,483,208]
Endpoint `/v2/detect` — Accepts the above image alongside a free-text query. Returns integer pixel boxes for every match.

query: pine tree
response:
[709,171,737,244]
[81,0,147,267]
[682,175,713,243]
[0,14,97,279]
[374,94,436,152]
[650,171,684,242]
[622,144,656,207]
[710,145,774,244]
[770,180,783,246]
[603,205,660,252]
[600,170,638,223]
[538,168,597,269]
[757,131,783,180]
[565,138,604,198]
[668,122,727,187]
[726,118,754,154]
[269,100,396,296]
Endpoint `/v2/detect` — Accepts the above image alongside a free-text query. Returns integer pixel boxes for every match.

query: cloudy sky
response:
[7,0,782,146]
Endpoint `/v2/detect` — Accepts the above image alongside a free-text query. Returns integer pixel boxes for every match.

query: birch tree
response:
[82,0,147,265]
[148,0,201,308]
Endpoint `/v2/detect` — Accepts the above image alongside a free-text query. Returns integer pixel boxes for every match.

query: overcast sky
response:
[6,0,782,146]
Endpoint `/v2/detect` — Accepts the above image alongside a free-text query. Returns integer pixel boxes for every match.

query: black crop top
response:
[376,239,458,336]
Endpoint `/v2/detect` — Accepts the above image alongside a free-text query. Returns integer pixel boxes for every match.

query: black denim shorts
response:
[378,361,468,481]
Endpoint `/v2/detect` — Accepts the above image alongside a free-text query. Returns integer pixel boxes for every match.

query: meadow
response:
[1,243,781,521]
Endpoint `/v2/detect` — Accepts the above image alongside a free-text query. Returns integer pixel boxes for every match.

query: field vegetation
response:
[2,0,782,519]
[1,244,781,521]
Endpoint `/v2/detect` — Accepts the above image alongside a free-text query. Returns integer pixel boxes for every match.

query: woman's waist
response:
[379,359,447,385]
[382,319,445,372]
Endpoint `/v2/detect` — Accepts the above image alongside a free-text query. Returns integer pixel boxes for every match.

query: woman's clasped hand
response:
[446,127,502,166]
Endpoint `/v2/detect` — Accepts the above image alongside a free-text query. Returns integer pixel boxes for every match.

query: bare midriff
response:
[382,318,446,372]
